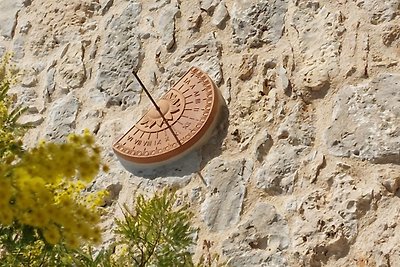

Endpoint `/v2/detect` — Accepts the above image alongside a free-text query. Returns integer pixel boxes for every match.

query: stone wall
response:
[1,0,400,266]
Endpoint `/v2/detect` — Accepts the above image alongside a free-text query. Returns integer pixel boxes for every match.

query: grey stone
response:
[382,24,400,46]
[357,0,400,24]
[186,4,202,31]
[201,158,252,231]
[304,150,326,183]
[200,0,220,14]
[13,38,25,59]
[292,6,342,93]
[44,68,56,101]
[56,43,86,90]
[100,0,114,15]
[232,0,288,48]
[255,142,305,194]
[21,69,38,88]
[158,4,179,50]
[293,173,376,265]
[95,2,143,109]
[375,167,400,193]
[77,109,104,134]
[11,87,37,112]
[149,0,171,11]
[18,114,44,127]
[45,93,79,141]
[277,101,315,147]
[0,0,23,38]
[251,129,273,162]
[211,1,229,28]
[276,66,291,95]
[222,202,289,267]
[325,73,400,164]
[173,33,223,86]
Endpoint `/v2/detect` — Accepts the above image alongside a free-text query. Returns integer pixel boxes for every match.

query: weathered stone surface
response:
[149,0,171,11]
[185,4,202,31]
[292,6,342,92]
[303,150,326,183]
[200,0,220,14]
[222,202,289,267]
[56,43,86,90]
[158,3,179,50]
[27,1,99,57]
[76,109,104,134]
[19,114,44,127]
[0,0,23,38]
[293,173,375,266]
[45,93,79,141]
[201,158,252,231]
[277,101,315,147]
[325,73,400,164]
[255,141,305,194]
[44,67,56,101]
[10,86,38,112]
[376,167,400,193]
[21,68,38,88]
[357,0,400,24]
[19,21,32,35]
[13,38,25,59]
[95,2,143,109]
[232,0,288,48]
[173,33,223,86]
[212,1,229,28]
[276,66,291,95]
[238,54,257,81]
[100,0,114,15]
[251,129,273,162]
[382,24,400,46]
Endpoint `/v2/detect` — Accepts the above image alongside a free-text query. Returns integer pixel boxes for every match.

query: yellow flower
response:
[43,224,61,245]
[65,235,80,249]
[0,204,14,225]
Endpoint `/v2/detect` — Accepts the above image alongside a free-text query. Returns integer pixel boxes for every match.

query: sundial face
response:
[113,67,221,167]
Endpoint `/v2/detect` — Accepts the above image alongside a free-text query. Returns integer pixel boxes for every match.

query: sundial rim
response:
[112,66,222,168]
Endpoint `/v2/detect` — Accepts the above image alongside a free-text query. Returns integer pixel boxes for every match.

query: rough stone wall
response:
[1,0,400,266]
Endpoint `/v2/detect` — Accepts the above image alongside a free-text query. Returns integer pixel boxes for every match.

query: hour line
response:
[182,115,199,121]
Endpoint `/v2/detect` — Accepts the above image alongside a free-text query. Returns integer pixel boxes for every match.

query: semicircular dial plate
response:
[113,67,220,166]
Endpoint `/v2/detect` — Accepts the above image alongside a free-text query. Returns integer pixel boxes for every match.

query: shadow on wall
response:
[124,104,229,179]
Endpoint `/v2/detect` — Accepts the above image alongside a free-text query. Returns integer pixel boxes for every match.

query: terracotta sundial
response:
[113,67,223,170]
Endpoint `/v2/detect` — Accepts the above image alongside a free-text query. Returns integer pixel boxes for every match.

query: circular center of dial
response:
[147,99,169,119]
[136,89,185,132]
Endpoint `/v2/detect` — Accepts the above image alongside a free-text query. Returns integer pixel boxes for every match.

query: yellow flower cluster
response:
[0,130,108,248]
[0,53,23,163]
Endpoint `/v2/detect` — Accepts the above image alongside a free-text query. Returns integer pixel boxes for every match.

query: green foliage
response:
[115,189,195,267]
[70,246,115,267]
[0,53,28,161]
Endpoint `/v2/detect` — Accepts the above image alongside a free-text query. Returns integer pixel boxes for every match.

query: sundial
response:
[113,67,223,170]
